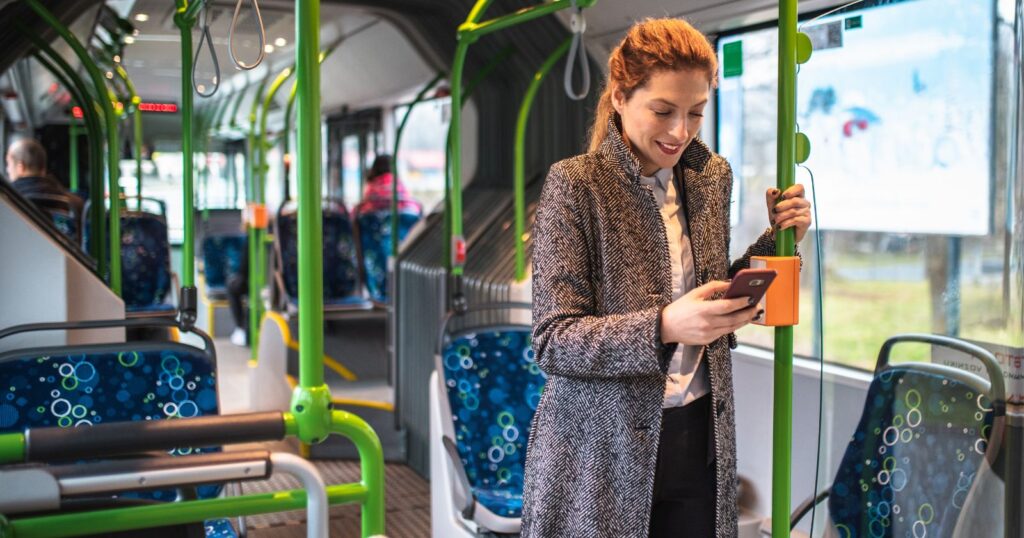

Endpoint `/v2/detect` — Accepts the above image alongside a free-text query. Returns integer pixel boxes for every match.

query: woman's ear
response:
[610,85,626,115]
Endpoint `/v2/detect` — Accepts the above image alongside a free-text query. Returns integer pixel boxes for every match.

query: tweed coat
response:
[521,119,778,538]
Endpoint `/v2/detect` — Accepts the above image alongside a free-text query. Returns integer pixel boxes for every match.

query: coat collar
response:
[598,114,714,183]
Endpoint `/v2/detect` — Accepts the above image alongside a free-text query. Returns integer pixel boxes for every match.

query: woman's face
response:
[612,69,710,176]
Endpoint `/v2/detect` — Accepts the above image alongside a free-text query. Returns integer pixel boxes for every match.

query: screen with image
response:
[717,0,995,236]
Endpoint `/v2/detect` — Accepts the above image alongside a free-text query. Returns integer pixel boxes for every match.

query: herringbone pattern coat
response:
[522,119,777,538]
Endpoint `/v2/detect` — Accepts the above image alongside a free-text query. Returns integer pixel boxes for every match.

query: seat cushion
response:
[439,328,544,518]
[0,344,221,500]
[828,365,994,537]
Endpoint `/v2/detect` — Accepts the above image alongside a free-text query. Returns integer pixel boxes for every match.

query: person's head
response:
[368,154,392,180]
[588,18,718,175]
[5,137,48,180]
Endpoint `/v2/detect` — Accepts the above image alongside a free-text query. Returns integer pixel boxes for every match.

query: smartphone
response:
[724,268,778,306]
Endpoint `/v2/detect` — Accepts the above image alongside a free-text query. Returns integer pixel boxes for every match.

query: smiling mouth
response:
[656,141,682,155]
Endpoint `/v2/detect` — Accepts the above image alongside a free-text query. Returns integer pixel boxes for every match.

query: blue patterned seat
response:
[50,211,79,243]
[0,343,235,536]
[437,328,544,519]
[120,212,173,314]
[201,234,247,298]
[276,205,360,307]
[355,208,420,303]
[826,364,995,537]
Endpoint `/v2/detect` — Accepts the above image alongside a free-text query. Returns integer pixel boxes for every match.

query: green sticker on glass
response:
[723,41,743,78]
[845,15,863,30]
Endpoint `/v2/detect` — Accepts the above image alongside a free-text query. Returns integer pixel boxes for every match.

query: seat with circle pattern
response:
[276,204,362,308]
[826,364,995,538]
[437,328,544,519]
[354,208,420,303]
[0,343,235,536]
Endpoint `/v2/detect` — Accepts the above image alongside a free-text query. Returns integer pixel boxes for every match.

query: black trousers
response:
[649,394,717,538]
[226,273,248,332]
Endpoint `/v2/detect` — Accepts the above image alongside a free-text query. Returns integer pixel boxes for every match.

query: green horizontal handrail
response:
[0,410,384,537]
[448,0,595,277]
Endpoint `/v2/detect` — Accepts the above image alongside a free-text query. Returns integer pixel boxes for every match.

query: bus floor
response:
[213,337,431,537]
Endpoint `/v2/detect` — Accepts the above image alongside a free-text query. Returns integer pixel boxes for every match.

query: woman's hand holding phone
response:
[660,281,762,346]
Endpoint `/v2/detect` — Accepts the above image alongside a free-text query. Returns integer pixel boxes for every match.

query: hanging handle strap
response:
[192,0,220,97]
[563,0,590,101]
[229,0,266,71]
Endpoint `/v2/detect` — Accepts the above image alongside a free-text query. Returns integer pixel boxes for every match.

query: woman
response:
[354,154,418,215]
[521,18,811,538]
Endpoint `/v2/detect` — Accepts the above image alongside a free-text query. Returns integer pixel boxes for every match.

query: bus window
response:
[393,96,450,215]
[716,0,1019,370]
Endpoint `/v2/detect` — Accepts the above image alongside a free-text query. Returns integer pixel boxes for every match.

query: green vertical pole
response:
[174,9,196,290]
[248,67,296,354]
[134,102,143,209]
[448,38,469,276]
[69,122,79,191]
[247,78,269,359]
[514,38,570,281]
[295,0,324,391]
[291,0,336,467]
[115,67,143,210]
[26,0,122,295]
[772,0,797,536]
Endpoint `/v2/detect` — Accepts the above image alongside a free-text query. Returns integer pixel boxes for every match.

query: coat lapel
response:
[678,139,714,287]
[600,116,720,293]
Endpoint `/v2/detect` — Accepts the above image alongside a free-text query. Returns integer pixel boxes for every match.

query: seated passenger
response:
[5,137,67,205]
[354,154,419,215]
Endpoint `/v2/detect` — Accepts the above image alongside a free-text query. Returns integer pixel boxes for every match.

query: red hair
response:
[588,18,718,152]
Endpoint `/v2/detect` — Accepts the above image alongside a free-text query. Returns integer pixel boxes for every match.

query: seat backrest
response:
[0,341,220,500]
[437,327,544,518]
[121,212,173,311]
[354,208,421,302]
[827,364,994,536]
[50,210,79,243]
[24,192,81,244]
[201,234,247,290]
[277,205,359,303]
